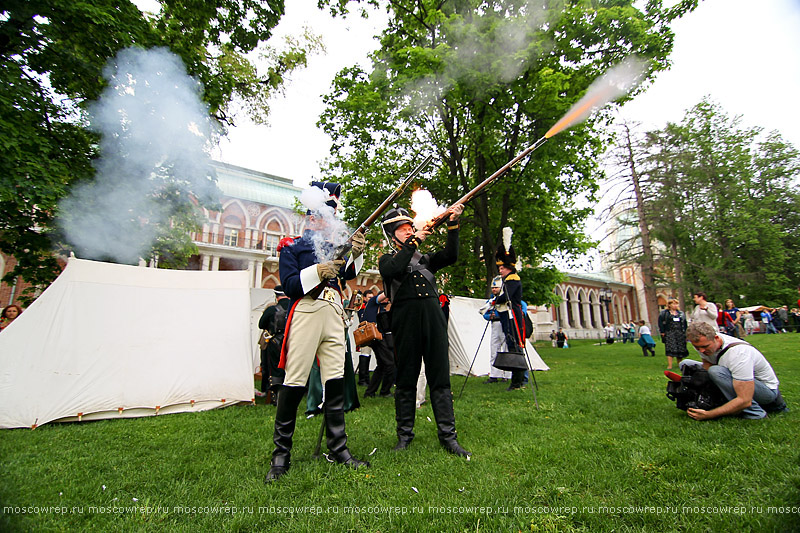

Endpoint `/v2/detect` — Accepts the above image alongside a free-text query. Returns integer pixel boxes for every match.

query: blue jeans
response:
[680,360,778,419]
[765,323,778,334]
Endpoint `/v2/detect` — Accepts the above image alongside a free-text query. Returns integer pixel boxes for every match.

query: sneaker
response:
[255,390,267,398]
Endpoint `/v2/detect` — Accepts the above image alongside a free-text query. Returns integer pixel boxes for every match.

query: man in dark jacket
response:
[378,204,469,458]
[362,291,395,398]
[257,285,290,402]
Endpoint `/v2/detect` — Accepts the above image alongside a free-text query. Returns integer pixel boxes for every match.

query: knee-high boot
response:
[430,388,470,458]
[324,378,370,469]
[393,387,416,450]
[265,385,306,483]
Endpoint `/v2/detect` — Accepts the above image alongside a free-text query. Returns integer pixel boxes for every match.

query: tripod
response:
[457,320,491,400]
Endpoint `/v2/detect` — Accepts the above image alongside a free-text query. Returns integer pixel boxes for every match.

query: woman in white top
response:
[637,320,656,357]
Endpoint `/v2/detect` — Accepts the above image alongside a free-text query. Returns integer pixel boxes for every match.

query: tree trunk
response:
[622,125,660,326]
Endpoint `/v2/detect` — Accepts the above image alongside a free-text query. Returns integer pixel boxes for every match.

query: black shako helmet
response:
[381,206,415,243]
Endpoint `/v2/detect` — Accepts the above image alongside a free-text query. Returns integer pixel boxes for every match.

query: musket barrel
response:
[350,154,434,238]
[425,136,548,230]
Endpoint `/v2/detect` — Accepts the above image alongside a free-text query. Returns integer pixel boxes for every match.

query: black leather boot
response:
[393,387,416,450]
[324,378,370,469]
[264,385,306,483]
[430,387,470,458]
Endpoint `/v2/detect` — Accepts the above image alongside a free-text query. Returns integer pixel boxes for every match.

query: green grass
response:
[2,334,799,532]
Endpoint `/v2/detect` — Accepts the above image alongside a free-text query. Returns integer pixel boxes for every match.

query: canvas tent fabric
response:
[447,296,549,376]
[0,258,254,429]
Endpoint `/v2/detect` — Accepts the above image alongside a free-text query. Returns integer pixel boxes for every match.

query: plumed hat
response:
[306,181,342,214]
[495,227,517,271]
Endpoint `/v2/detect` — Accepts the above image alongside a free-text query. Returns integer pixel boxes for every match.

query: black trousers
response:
[391,297,451,392]
[260,341,285,393]
[364,338,395,396]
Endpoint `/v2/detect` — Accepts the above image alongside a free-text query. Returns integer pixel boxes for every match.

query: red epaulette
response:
[277,236,298,252]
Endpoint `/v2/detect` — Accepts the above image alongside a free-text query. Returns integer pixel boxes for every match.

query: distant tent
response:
[447,296,549,376]
[0,258,254,429]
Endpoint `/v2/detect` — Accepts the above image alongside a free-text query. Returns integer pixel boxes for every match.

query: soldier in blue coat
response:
[265,182,369,483]
[493,229,527,391]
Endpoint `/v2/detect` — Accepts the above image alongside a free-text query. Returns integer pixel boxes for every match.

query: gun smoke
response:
[58,47,220,264]
[299,188,351,262]
[410,189,447,229]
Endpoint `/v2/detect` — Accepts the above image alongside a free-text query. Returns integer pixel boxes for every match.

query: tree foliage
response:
[1,0,321,302]
[317,0,689,304]
[606,99,800,307]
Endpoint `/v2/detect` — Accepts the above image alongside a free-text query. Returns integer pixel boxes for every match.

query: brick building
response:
[184,161,383,299]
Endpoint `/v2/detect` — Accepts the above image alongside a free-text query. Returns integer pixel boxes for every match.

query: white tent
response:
[0,258,254,429]
[447,296,549,376]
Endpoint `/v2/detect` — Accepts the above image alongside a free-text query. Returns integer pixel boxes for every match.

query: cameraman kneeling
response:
[680,322,787,420]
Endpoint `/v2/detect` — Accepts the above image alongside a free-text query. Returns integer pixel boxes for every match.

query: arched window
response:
[223,215,242,247]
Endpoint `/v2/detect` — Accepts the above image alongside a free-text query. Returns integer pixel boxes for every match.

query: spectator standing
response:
[722,299,742,338]
[690,292,718,330]
[761,309,779,334]
[743,311,756,336]
[363,291,395,399]
[658,299,688,369]
[777,306,789,333]
[257,286,290,402]
[356,290,374,386]
[482,276,511,384]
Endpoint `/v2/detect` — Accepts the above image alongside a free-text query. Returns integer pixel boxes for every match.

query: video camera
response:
[665,365,726,411]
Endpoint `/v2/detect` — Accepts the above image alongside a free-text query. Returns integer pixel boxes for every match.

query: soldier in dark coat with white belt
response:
[378,205,470,458]
[493,232,527,391]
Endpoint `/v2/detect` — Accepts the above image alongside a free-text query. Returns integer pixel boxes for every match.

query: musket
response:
[424,136,548,231]
[422,58,641,231]
[333,154,434,258]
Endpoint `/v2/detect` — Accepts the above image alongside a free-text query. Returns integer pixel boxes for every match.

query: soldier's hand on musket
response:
[448,204,463,221]
[317,259,345,280]
[350,231,366,257]
[413,228,431,242]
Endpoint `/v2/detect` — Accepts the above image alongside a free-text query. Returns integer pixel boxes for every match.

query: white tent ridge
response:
[447,296,549,376]
[0,258,254,429]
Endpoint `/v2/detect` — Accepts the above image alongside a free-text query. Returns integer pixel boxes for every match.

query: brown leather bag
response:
[353,321,382,348]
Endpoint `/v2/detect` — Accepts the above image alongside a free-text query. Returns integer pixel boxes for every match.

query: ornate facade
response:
[186,161,383,299]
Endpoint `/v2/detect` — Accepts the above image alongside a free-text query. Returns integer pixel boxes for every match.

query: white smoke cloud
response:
[299,187,351,262]
[411,189,447,229]
[545,56,648,138]
[58,47,220,264]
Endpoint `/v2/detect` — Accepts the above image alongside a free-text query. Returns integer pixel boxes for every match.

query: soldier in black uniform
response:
[379,205,470,458]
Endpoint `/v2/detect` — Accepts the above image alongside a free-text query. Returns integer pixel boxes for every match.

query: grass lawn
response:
[1,334,798,532]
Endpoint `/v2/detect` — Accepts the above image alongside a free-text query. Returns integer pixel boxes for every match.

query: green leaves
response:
[0,0,323,301]
[640,99,800,305]
[319,0,681,302]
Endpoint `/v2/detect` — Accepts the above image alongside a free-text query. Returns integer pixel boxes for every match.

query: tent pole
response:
[457,320,490,400]
[521,344,540,410]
